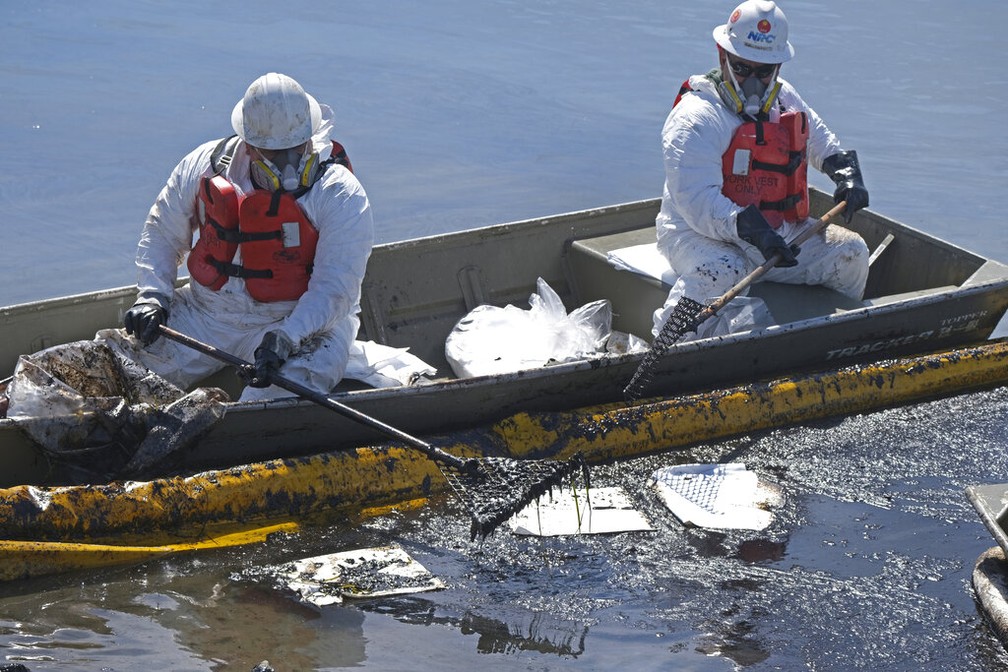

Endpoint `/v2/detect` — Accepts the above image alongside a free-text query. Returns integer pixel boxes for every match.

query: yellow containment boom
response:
[1,340,1007,568]
[0,521,298,582]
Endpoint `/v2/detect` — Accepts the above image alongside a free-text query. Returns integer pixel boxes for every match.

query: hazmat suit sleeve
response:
[660,94,747,243]
[135,141,218,306]
[278,166,374,364]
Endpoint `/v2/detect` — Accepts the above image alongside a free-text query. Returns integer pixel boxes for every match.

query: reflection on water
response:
[173,583,367,669]
[0,566,370,671]
[3,381,1008,671]
[459,610,588,657]
[359,596,589,657]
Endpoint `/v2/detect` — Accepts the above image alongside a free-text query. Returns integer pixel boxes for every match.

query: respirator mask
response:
[718,54,781,119]
[250,144,320,193]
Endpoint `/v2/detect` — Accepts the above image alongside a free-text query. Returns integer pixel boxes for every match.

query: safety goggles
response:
[727,58,777,79]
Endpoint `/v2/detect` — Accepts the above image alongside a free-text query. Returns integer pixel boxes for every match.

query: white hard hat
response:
[231,73,322,150]
[713,1,794,64]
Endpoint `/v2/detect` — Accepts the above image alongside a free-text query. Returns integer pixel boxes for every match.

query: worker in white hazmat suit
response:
[110,72,374,401]
[652,1,870,342]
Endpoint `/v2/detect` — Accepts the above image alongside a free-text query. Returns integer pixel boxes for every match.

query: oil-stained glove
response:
[249,330,296,388]
[123,298,169,345]
[822,150,869,224]
[735,204,799,267]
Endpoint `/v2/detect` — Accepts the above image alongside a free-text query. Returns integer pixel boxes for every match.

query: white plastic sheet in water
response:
[650,463,782,531]
[509,486,653,536]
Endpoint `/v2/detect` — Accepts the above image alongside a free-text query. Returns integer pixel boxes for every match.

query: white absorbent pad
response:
[650,463,782,531]
[509,486,654,536]
[606,243,676,284]
[273,545,444,607]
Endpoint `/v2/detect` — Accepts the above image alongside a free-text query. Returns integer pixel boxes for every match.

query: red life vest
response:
[721,111,809,229]
[188,174,239,292]
[673,78,809,229]
[186,139,352,302]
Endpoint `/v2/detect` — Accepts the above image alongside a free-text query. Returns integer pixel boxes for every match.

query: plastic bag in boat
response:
[4,339,228,481]
[692,294,774,341]
[444,277,613,378]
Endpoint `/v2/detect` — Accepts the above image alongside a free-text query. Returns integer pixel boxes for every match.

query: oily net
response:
[623,296,704,402]
[442,454,591,541]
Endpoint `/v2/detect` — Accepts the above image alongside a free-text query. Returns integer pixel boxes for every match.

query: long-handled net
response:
[624,201,847,402]
[623,296,704,402]
[159,326,589,540]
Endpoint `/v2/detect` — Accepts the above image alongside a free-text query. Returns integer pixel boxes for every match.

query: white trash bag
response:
[445,278,613,378]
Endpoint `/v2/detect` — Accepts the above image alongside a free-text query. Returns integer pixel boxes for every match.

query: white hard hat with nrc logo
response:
[713,0,795,64]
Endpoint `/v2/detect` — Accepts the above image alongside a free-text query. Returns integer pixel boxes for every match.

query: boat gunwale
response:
[172,277,1008,408]
[3,197,1008,417]
[2,279,994,425]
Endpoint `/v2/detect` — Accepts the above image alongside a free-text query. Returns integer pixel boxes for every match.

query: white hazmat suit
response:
[103,104,374,401]
[653,73,869,339]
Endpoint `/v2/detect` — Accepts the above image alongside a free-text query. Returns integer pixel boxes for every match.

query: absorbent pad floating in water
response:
[509,486,653,536]
[650,463,781,531]
[275,545,444,607]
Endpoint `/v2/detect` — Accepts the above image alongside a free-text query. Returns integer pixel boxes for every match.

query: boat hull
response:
[3,339,1008,546]
[3,192,1008,486]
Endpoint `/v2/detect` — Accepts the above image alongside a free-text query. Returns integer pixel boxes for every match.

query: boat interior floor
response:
[193,224,965,400]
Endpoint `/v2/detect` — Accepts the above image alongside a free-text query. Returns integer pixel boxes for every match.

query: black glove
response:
[123,299,168,345]
[249,330,296,388]
[822,150,869,224]
[735,204,799,267]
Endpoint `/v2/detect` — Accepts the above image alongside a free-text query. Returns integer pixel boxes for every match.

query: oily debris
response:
[443,453,592,541]
[123,386,230,477]
[5,340,228,482]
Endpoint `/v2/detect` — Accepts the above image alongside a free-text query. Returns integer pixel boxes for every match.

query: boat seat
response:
[565,228,864,341]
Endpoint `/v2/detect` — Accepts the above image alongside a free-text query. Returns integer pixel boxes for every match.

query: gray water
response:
[2,1,1008,670]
